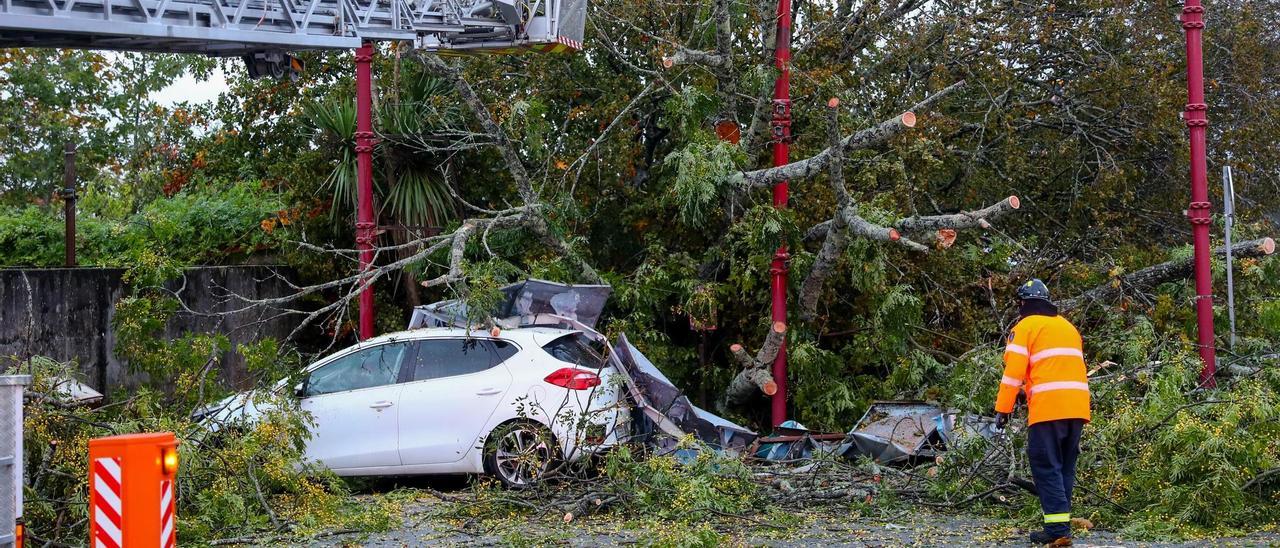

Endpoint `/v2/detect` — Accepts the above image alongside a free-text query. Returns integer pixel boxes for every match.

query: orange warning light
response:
[161,448,179,475]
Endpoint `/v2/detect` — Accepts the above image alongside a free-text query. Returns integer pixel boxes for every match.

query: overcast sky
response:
[151,66,231,107]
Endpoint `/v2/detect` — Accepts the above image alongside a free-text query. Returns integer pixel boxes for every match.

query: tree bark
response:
[722,322,786,409]
[1061,237,1276,311]
[895,196,1021,237]
[730,81,965,189]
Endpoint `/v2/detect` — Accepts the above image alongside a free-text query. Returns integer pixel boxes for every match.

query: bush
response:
[0,180,287,279]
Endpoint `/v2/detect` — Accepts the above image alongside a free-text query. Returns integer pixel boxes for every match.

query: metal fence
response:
[0,375,29,547]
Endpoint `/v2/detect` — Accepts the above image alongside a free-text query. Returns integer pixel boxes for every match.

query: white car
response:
[199,326,626,487]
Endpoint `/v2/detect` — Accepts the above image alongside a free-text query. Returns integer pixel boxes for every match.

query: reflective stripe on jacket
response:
[996,314,1091,425]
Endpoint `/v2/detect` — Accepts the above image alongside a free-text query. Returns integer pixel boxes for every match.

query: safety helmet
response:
[1016,278,1052,303]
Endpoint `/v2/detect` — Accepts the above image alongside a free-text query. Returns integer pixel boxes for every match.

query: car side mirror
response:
[294,381,306,398]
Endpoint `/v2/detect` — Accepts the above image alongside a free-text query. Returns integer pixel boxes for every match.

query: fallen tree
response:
[1061,237,1276,311]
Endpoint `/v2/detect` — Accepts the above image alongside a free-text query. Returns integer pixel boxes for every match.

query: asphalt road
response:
[303,497,1279,547]
[259,477,1279,547]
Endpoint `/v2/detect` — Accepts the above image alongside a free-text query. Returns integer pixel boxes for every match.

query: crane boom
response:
[0,0,585,55]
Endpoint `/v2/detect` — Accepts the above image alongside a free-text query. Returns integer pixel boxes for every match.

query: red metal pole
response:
[355,42,377,341]
[1181,0,1217,386]
[769,0,793,426]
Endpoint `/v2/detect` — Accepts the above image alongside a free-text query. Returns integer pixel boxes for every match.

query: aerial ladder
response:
[0,0,586,74]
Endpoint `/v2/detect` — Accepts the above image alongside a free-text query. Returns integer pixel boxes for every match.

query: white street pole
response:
[1223,165,1237,350]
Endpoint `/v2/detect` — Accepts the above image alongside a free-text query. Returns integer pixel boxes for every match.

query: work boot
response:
[1029,530,1072,546]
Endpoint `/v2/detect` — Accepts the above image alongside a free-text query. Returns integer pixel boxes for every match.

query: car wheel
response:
[483,421,557,488]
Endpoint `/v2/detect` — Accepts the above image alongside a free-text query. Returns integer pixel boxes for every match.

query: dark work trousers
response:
[1027,418,1085,537]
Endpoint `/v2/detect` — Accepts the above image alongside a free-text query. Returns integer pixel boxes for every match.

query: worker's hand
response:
[994,412,1010,433]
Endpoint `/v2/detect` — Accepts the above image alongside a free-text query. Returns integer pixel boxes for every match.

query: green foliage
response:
[634,521,726,547]
[1079,355,1280,537]
[787,341,863,431]
[0,180,287,281]
[304,69,459,229]
[666,136,744,226]
[462,257,525,325]
[0,206,88,266]
[602,443,766,522]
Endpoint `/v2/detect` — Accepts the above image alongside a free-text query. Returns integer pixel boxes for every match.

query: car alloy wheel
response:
[487,423,554,487]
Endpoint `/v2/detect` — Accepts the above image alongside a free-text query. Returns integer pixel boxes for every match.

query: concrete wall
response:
[0,266,297,393]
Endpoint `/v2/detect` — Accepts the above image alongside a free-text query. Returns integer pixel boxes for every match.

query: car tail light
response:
[544,368,601,390]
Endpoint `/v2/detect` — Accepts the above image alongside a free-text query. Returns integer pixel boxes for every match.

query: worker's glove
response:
[994,412,1010,434]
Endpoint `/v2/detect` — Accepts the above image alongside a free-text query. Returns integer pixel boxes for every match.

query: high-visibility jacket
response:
[996,314,1090,425]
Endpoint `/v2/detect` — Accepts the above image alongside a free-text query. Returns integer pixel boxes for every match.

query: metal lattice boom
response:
[0,0,585,55]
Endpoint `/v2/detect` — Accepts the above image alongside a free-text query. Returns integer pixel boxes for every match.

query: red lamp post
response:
[769,0,793,426]
[355,42,377,341]
[1181,0,1217,386]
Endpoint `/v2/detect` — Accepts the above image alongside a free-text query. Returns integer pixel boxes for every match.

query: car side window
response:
[407,339,515,382]
[305,343,407,396]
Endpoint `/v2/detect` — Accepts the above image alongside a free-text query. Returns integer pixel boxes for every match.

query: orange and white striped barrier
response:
[160,479,175,548]
[88,433,179,547]
[91,457,124,547]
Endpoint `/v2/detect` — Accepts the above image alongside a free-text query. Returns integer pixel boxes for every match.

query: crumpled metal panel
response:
[843,401,945,463]
[610,334,756,452]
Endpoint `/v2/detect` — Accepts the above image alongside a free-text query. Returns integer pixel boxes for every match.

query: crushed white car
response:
[197,279,759,486]
[198,325,625,486]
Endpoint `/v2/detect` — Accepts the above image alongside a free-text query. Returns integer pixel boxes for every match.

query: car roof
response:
[352,325,581,348]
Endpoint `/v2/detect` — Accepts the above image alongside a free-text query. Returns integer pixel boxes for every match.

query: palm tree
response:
[305,66,460,306]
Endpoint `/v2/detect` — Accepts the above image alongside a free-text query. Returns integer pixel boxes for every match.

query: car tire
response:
[483,421,558,488]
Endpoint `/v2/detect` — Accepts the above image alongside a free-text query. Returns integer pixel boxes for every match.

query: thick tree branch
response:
[844,209,925,251]
[755,321,788,365]
[721,322,786,409]
[1061,237,1276,311]
[417,53,538,206]
[895,196,1021,236]
[663,48,728,69]
[731,81,965,189]
[798,101,855,319]
[798,100,935,319]
[659,0,738,120]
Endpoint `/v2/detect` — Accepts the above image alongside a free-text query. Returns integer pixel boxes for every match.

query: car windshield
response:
[541,333,607,369]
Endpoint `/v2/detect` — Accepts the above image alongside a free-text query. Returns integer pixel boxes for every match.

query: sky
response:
[151,66,231,107]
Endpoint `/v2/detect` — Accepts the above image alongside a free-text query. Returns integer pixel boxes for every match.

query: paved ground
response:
[308,509,1279,547]
[268,478,1280,547]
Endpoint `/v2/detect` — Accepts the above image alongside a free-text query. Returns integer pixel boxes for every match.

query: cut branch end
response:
[760,379,778,396]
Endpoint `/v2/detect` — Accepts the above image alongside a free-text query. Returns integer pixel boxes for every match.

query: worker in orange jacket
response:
[994,279,1090,546]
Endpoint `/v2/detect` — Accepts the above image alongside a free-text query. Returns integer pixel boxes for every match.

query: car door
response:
[300,342,409,470]
[397,338,517,465]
